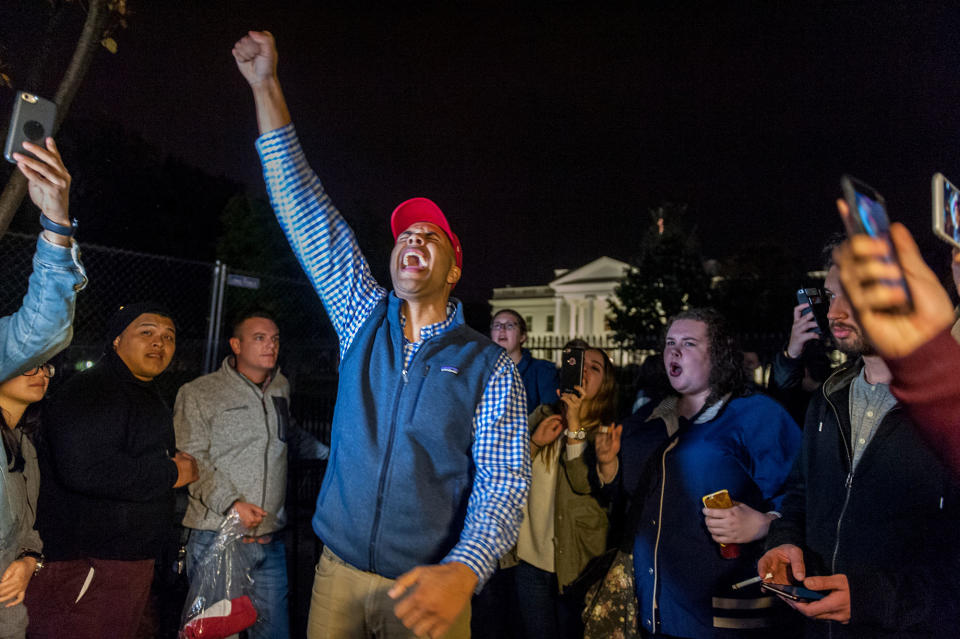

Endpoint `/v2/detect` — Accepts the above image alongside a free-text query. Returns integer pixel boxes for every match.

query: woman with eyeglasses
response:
[490,309,557,415]
[0,363,53,638]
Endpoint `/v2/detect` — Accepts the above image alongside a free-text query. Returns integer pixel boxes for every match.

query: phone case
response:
[558,348,584,395]
[838,174,914,311]
[760,582,825,602]
[796,288,829,335]
[702,489,734,509]
[932,172,960,251]
[4,92,57,164]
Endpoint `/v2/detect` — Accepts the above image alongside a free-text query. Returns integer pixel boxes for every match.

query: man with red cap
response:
[234,31,531,639]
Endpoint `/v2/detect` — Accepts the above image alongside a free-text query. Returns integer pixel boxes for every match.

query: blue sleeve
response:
[0,235,86,381]
[443,352,531,588]
[256,124,386,358]
[742,397,802,512]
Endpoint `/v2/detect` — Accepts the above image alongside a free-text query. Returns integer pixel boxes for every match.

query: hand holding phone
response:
[13,138,72,232]
[701,489,740,559]
[796,288,830,336]
[838,175,913,312]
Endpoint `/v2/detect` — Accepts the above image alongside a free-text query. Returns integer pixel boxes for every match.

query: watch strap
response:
[38,213,77,237]
[16,549,44,574]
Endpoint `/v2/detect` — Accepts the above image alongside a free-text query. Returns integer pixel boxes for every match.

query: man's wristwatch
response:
[16,549,44,575]
[38,213,78,237]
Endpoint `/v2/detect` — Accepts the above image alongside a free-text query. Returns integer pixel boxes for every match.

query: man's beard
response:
[831,322,876,357]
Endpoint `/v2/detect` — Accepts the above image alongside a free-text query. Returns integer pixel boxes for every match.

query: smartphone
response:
[701,489,734,509]
[760,582,826,602]
[932,172,960,250]
[796,288,830,335]
[4,92,57,164]
[558,347,584,396]
[839,175,913,311]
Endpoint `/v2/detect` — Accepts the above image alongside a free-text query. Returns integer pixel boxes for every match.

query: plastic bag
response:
[179,510,262,639]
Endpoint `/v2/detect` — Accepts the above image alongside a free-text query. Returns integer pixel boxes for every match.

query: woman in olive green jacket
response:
[513,345,617,639]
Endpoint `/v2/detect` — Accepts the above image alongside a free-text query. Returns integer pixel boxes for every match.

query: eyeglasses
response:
[490,322,519,332]
[23,363,55,378]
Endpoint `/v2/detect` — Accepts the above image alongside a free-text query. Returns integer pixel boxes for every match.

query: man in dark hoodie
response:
[758,244,960,638]
[24,303,199,639]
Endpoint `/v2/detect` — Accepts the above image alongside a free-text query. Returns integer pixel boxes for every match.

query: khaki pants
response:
[307,547,471,639]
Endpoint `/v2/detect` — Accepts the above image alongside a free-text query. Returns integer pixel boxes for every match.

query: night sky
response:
[5,2,960,306]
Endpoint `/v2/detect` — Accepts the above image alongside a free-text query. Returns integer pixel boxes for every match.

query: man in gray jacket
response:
[174,310,303,639]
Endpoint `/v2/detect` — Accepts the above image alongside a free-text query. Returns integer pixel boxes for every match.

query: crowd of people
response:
[1,27,959,639]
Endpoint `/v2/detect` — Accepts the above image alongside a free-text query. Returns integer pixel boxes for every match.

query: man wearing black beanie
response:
[24,303,199,639]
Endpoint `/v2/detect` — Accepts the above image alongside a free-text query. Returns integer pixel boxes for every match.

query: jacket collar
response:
[822,356,863,398]
[647,393,731,437]
[221,355,279,393]
[386,292,465,337]
[104,349,156,388]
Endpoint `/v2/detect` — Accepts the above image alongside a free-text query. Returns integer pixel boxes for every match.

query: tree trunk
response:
[0,0,110,238]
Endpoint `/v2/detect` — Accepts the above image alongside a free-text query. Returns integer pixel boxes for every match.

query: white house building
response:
[489,256,630,348]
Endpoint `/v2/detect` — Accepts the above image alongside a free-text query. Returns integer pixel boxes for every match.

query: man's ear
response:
[447,264,462,286]
[112,336,120,352]
[229,337,241,356]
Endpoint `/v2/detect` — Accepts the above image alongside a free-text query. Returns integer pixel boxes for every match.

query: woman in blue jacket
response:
[589,308,801,638]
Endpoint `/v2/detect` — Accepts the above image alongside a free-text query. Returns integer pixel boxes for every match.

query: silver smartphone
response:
[4,92,57,164]
[932,172,960,250]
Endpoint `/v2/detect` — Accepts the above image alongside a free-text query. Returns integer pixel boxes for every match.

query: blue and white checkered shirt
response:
[256,124,530,586]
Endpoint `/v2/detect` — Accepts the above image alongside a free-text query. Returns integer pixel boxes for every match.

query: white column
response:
[554,296,563,335]
[584,297,595,336]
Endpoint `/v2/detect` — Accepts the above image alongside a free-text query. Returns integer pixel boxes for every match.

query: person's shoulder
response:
[176,368,226,397]
[725,393,801,433]
[531,357,556,373]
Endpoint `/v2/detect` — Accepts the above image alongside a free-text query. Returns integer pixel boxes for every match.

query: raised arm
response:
[235,31,385,355]
[233,31,291,135]
[0,138,87,380]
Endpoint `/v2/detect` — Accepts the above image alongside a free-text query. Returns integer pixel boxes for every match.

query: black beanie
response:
[105,301,175,351]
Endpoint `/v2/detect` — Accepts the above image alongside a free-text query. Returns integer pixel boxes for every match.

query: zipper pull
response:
[402,369,408,384]
[845,472,853,488]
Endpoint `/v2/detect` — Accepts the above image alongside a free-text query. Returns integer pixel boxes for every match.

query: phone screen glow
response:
[944,180,960,244]
[853,192,890,237]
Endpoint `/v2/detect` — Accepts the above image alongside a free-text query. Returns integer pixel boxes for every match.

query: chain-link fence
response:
[0,231,340,428]
[0,231,340,635]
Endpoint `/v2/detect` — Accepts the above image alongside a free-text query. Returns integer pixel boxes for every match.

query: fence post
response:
[202,261,228,374]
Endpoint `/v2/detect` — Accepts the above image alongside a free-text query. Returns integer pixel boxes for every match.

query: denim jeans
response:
[514,560,582,639]
[186,529,290,639]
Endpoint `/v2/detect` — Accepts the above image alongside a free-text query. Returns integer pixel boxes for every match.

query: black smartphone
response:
[839,175,913,312]
[760,582,826,603]
[4,91,57,164]
[558,347,584,396]
[796,288,830,336]
[932,172,960,251]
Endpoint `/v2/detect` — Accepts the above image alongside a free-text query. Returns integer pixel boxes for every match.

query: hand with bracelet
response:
[0,553,40,607]
[558,386,585,442]
[12,138,76,247]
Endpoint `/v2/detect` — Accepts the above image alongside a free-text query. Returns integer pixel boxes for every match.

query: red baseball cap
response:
[390,197,463,270]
